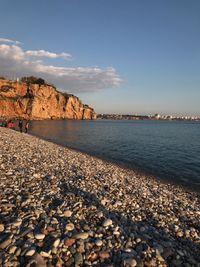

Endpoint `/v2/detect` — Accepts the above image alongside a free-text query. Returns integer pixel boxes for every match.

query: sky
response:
[0,0,200,116]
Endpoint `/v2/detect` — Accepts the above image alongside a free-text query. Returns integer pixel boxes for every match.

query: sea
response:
[29,119,200,192]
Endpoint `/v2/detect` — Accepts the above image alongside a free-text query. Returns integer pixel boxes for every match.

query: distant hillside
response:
[0,78,96,120]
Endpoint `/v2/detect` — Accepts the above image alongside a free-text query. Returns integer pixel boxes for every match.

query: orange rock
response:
[47,226,56,232]
[77,243,85,253]
[42,229,49,235]
[0,79,96,120]
[87,252,98,262]
[99,251,110,259]
[0,224,4,232]
[64,238,76,247]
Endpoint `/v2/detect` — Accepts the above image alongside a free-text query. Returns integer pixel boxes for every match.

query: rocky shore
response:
[0,128,199,267]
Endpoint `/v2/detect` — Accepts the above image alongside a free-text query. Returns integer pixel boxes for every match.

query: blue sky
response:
[0,0,200,115]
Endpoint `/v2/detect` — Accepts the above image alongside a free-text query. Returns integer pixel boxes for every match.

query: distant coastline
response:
[97,113,200,121]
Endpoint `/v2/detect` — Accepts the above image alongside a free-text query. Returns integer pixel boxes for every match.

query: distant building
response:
[154,113,161,119]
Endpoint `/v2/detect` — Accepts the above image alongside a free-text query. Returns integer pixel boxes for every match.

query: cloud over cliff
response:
[0,39,121,93]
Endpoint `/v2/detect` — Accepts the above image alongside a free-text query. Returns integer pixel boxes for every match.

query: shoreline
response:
[0,128,199,266]
[28,130,200,194]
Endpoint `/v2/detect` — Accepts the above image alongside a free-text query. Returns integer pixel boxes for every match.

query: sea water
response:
[29,120,200,191]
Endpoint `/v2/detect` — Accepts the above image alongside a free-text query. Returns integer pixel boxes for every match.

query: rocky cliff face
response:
[0,79,96,120]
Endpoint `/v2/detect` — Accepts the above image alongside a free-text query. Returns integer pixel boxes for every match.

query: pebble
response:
[0,127,199,267]
[35,234,45,240]
[9,245,17,254]
[99,251,110,259]
[64,238,76,247]
[87,251,98,262]
[0,224,4,232]
[40,251,51,258]
[74,252,83,266]
[95,239,103,246]
[53,238,60,248]
[103,219,113,227]
[32,253,47,267]
[75,232,89,240]
[15,248,22,257]
[12,219,22,227]
[25,249,36,256]
[0,237,12,249]
[123,258,137,267]
[63,210,72,217]
[65,223,75,231]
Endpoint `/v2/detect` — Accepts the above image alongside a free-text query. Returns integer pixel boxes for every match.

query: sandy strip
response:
[0,127,199,267]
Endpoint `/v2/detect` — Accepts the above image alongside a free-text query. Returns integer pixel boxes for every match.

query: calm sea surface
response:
[29,120,200,191]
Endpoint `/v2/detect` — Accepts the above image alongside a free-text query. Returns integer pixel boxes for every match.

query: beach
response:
[0,128,199,267]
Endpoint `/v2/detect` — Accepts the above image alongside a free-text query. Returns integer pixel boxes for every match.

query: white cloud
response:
[0,40,121,93]
[0,38,21,45]
[25,50,72,60]
[0,44,24,61]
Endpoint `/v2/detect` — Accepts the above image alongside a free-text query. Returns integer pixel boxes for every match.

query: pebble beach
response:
[0,127,199,267]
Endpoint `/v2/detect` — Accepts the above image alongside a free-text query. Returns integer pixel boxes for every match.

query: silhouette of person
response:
[18,120,23,133]
[25,121,29,133]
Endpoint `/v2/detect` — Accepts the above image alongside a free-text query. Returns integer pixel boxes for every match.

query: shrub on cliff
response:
[20,76,46,85]
[35,78,46,85]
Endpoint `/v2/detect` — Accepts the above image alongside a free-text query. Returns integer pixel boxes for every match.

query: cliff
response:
[0,79,96,120]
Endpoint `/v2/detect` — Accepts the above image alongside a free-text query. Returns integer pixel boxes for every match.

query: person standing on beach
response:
[7,120,15,130]
[18,120,23,133]
[25,121,29,133]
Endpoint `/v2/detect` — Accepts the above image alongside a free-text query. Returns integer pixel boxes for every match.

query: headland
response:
[0,78,96,120]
